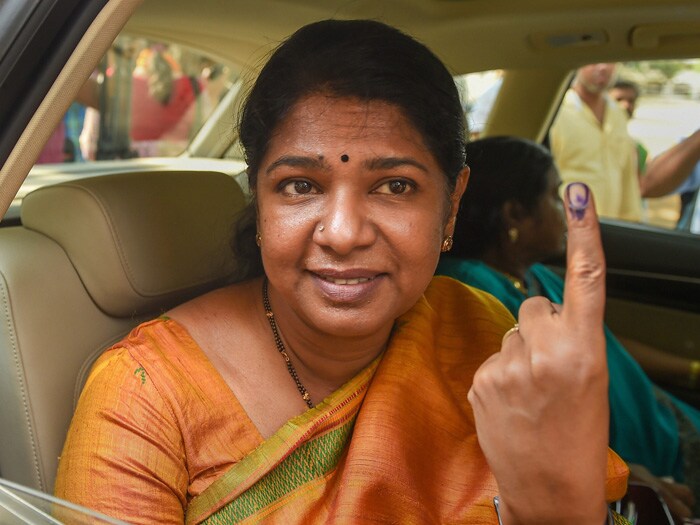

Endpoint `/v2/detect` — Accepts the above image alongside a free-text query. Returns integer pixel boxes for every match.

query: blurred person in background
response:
[550,63,643,221]
[438,136,700,521]
[609,79,649,177]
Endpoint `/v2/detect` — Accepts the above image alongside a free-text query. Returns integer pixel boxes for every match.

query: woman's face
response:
[255,94,467,338]
[519,166,567,263]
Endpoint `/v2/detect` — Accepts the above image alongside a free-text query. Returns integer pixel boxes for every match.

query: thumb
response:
[561,182,606,329]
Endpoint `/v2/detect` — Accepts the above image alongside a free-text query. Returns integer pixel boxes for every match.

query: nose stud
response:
[318,225,325,232]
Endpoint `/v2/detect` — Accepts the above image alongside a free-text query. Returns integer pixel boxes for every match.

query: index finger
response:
[561,182,606,326]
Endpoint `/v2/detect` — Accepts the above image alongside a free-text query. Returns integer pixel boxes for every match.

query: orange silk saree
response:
[56,276,628,524]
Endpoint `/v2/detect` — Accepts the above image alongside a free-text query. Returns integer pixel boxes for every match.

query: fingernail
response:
[566,182,590,220]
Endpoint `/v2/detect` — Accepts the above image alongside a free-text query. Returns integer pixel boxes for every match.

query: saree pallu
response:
[187,276,629,524]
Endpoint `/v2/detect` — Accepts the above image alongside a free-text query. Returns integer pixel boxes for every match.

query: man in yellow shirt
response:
[550,63,642,221]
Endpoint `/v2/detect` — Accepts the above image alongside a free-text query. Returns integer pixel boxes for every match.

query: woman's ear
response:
[502,198,529,226]
[501,199,532,246]
[445,166,470,236]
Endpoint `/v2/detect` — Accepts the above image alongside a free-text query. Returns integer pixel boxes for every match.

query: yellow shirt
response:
[550,90,642,221]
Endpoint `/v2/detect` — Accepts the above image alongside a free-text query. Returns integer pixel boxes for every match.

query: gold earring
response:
[441,235,453,252]
[508,227,519,243]
[255,233,262,247]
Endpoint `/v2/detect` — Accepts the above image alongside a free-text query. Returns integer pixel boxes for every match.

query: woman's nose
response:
[316,193,376,255]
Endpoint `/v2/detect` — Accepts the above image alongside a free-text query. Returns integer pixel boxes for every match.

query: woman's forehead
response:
[266,94,434,160]
[280,95,409,132]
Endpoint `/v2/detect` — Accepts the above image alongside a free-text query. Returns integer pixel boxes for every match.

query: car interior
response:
[0,0,699,511]
[0,169,247,492]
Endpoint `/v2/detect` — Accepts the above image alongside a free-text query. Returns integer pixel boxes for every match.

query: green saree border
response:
[202,415,356,524]
[186,356,381,524]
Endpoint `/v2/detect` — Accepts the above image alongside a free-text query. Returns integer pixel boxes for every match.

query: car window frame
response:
[0,0,108,169]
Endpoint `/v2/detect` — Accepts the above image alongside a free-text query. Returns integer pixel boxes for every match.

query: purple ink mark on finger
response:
[566,182,590,220]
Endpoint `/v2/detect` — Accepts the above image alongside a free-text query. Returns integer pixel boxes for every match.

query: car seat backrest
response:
[0,170,248,493]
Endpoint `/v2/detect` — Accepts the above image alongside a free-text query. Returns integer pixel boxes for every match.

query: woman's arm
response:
[618,336,700,389]
[55,347,188,525]
[641,129,700,198]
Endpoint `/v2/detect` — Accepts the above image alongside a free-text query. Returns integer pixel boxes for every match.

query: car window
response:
[453,70,503,139]
[549,60,700,235]
[35,34,238,165]
[618,60,700,234]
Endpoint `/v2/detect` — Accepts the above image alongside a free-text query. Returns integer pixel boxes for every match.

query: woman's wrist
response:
[493,496,621,524]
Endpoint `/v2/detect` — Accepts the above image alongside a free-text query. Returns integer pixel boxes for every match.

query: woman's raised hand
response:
[468,183,610,525]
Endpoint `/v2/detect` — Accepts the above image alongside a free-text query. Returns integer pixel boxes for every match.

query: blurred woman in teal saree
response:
[437,136,700,521]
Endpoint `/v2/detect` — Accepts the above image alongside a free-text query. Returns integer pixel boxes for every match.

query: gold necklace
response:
[262,279,314,408]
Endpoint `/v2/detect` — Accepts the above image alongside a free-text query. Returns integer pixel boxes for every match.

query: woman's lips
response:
[311,272,383,302]
[318,275,372,285]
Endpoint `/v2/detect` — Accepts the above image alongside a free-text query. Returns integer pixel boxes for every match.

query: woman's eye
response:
[281,180,315,195]
[375,179,412,195]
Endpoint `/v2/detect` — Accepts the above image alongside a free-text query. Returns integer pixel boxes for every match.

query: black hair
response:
[450,136,554,259]
[612,79,640,97]
[232,19,467,278]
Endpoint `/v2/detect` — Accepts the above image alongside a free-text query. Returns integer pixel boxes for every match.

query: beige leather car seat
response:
[0,170,247,493]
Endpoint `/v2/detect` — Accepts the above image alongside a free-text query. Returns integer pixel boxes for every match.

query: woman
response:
[437,135,700,520]
[55,21,625,524]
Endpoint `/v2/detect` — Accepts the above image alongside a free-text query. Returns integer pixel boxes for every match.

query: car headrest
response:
[21,170,248,317]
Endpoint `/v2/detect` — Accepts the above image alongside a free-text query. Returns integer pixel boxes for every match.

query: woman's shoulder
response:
[164,277,262,360]
[391,276,514,374]
[167,277,261,319]
[90,278,261,402]
[404,275,515,342]
[92,316,217,393]
[429,275,513,317]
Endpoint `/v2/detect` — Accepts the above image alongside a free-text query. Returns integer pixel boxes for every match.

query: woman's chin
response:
[309,310,396,340]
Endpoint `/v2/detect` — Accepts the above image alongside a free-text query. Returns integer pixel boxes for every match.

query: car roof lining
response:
[123,0,700,74]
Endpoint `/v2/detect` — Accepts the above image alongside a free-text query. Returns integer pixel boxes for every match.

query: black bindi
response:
[340,154,349,163]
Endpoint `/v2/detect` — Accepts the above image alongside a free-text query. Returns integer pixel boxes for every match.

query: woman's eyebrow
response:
[365,157,429,173]
[265,155,329,174]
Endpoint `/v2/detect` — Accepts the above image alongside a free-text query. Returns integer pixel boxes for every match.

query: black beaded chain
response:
[262,279,314,409]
